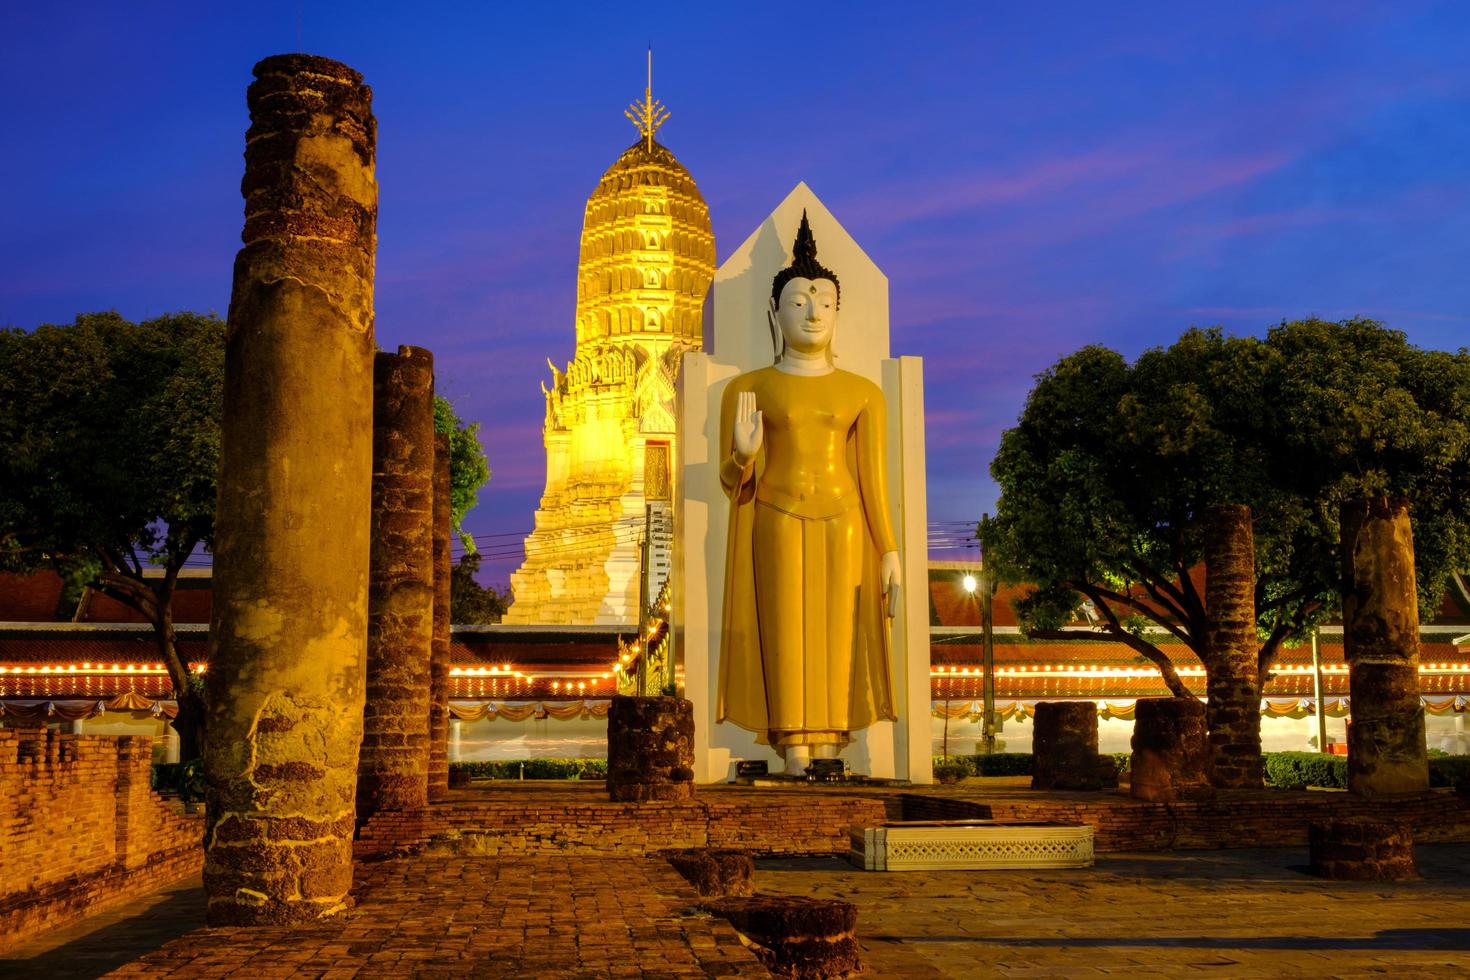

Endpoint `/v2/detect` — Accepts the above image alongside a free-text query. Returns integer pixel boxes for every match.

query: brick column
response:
[428,432,452,800]
[1031,701,1101,791]
[204,53,376,926]
[1202,504,1263,788]
[358,347,436,820]
[1129,697,1212,802]
[1341,497,1429,796]
[607,695,695,802]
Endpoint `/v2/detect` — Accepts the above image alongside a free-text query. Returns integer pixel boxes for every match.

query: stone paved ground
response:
[6,845,1469,978]
[0,856,765,979]
[758,844,1470,978]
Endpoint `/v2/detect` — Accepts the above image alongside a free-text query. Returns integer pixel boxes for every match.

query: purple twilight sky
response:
[3,2,1468,584]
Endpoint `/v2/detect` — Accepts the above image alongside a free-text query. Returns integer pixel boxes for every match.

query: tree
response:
[434,395,489,553]
[0,312,223,758]
[1263,319,1470,614]
[450,552,510,624]
[1,315,498,759]
[988,321,1470,784]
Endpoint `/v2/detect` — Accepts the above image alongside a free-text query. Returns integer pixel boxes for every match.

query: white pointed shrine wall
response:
[675,183,932,784]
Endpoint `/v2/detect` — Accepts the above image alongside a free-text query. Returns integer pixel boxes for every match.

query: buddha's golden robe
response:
[717,366,899,747]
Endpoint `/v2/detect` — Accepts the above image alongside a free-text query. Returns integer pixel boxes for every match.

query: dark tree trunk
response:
[173,688,205,761]
[95,556,206,760]
[151,594,204,761]
[1201,504,1263,788]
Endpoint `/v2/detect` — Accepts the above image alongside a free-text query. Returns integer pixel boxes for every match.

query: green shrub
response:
[450,758,608,780]
[1262,751,1467,790]
[1429,755,1470,789]
[151,762,183,793]
[1263,751,1347,789]
[932,762,970,782]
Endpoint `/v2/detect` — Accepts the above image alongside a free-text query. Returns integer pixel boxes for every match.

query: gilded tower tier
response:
[507,91,715,624]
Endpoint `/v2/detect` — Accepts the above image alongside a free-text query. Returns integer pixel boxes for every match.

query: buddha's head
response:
[770,211,840,361]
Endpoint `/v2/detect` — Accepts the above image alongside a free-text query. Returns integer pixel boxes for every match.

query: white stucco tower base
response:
[675,183,931,785]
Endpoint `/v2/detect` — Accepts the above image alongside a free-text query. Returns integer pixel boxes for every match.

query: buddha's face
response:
[772,277,838,355]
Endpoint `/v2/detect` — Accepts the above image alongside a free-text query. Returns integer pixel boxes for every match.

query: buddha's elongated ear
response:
[767,296,784,363]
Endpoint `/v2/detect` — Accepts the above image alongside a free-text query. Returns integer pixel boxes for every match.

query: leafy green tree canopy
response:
[988,319,1470,693]
[0,311,223,756]
[434,394,489,553]
[449,552,509,624]
[0,311,222,598]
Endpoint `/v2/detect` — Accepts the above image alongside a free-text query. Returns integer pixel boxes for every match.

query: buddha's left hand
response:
[881,551,902,617]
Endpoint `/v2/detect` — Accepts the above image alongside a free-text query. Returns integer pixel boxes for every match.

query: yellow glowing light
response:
[962,574,977,594]
[502,79,714,626]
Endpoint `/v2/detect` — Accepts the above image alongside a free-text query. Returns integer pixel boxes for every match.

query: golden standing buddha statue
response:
[716,213,902,776]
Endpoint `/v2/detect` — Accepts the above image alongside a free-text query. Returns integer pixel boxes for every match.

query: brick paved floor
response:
[757,844,1470,978]
[6,845,1468,978]
[0,856,766,979]
[0,872,206,979]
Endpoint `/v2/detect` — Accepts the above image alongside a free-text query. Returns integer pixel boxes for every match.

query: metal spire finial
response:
[624,46,669,151]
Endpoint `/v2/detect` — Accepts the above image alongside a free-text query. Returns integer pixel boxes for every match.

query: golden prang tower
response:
[506,58,715,624]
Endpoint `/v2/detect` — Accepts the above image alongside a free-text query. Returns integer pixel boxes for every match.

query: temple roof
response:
[593,139,700,190]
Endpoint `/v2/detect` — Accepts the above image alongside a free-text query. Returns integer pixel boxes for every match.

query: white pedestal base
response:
[849,821,1096,871]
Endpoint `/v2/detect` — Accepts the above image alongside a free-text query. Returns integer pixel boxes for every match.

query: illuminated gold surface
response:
[717,367,900,747]
[507,117,714,624]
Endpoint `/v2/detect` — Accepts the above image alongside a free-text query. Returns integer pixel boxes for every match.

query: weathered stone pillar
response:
[427,432,452,801]
[1202,504,1263,788]
[1129,697,1212,802]
[607,695,695,802]
[1031,701,1102,791]
[358,347,436,821]
[204,53,376,926]
[1341,497,1429,796]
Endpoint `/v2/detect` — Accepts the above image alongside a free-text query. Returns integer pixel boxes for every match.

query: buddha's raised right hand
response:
[732,390,764,463]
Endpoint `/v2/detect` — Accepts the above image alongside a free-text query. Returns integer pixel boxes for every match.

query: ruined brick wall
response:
[0,731,202,951]
[355,794,899,858]
[899,790,1470,852]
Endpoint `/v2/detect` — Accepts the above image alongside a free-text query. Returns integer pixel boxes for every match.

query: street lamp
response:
[977,516,996,755]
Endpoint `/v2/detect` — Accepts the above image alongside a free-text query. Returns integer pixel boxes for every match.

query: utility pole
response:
[980,513,996,754]
[1311,628,1328,752]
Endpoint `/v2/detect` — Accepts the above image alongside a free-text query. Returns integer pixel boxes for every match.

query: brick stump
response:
[607,695,695,802]
[706,895,859,979]
[665,849,755,897]
[1130,697,1213,802]
[1309,819,1416,880]
[1032,701,1101,790]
